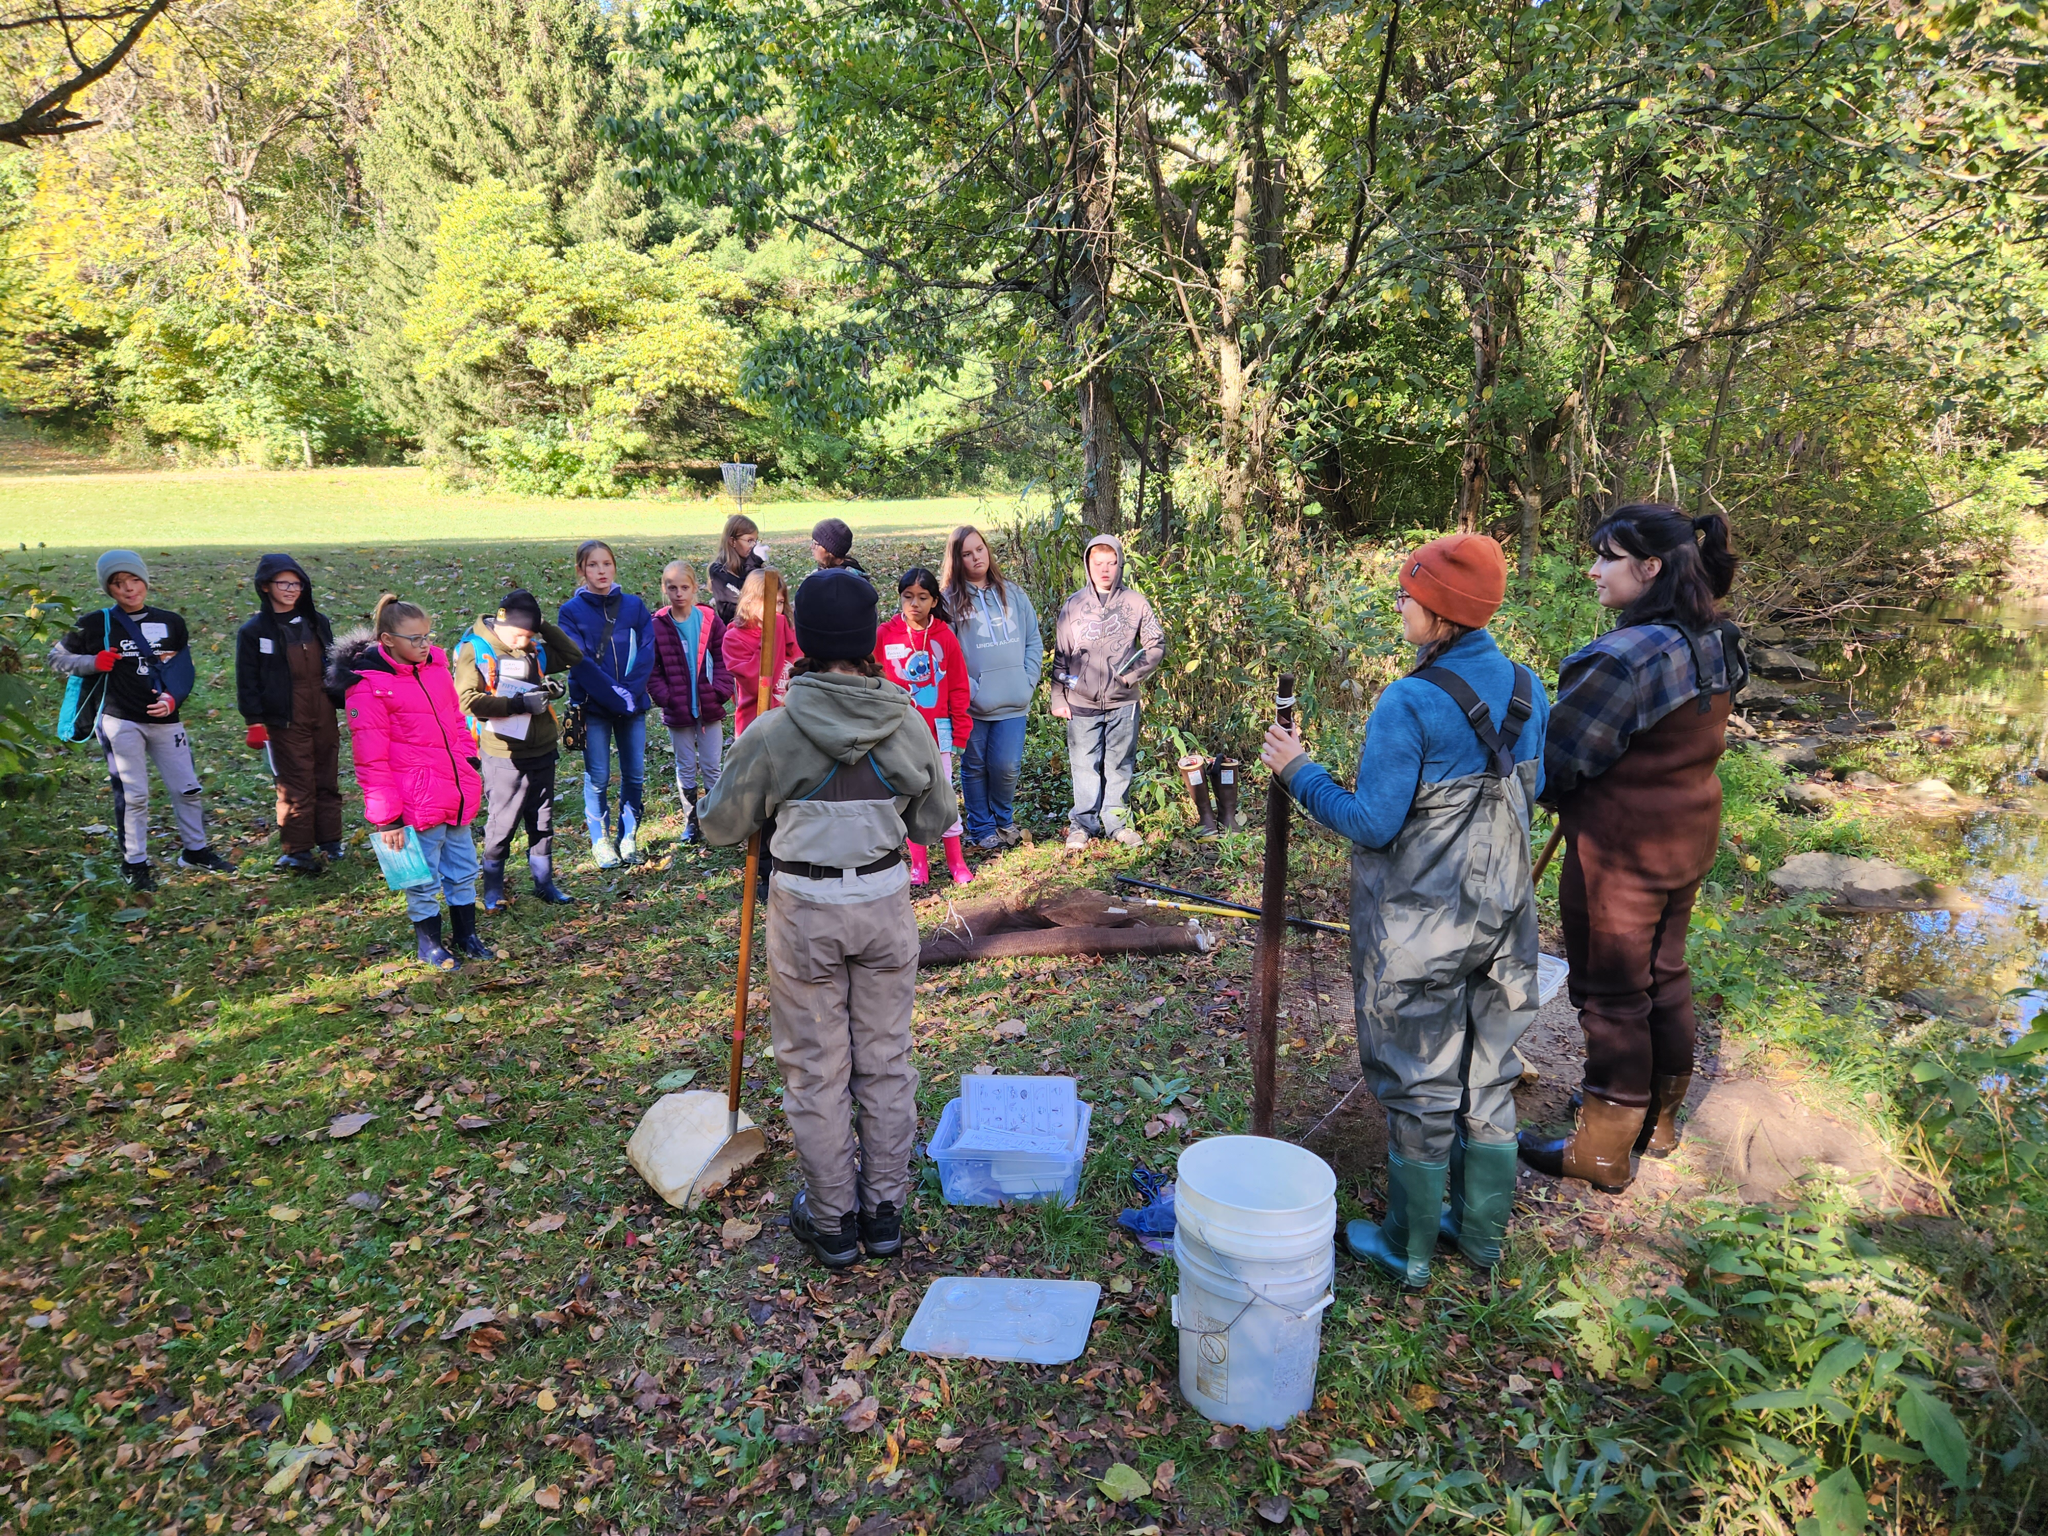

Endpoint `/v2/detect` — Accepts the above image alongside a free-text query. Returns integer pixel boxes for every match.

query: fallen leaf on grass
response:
[995,1018,1028,1038]
[454,1114,496,1132]
[720,1218,762,1247]
[1109,1276,1134,1294]
[266,1205,301,1223]
[524,1213,567,1234]
[1098,1463,1150,1502]
[1506,1372,1535,1394]
[840,1396,879,1433]
[1406,1383,1442,1411]
[823,1377,864,1409]
[1142,1118,1166,1139]
[652,1068,698,1091]
[440,1306,497,1340]
[1255,1493,1292,1525]
[314,1004,347,1015]
[1204,1426,1239,1451]
[53,1010,93,1033]
[1152,1459,1175,1495]
[1129,996,1167,1018]
[1161,1108,1188,1130]
[934,1435,964,1454]
[343,1191,382,1212]
[535,1388,556,1411]
[772,1423,821,1446]
[327,1113,376,1139]
[533,1485,562,1510]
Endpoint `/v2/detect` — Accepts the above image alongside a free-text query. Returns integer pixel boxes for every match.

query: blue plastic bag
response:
[371,827,433,891]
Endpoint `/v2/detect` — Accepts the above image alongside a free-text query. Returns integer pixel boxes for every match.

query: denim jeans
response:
[582,710,647,846]
[400,822,480,921]
[961,714,1028,843]
[1066,704,1140,835]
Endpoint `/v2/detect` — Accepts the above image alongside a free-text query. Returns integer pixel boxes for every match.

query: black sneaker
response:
[790,1189,861,1269]
[274,850,322,875]
[121,860,156,892]
[859,1201,905,1258]
[178,846,236,874]
[317,839,345,862]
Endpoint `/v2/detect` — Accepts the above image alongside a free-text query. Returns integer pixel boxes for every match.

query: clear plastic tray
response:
[929,1096,1092,1206]
[1538,953,1569,1006]
[900,1276,1101,1364]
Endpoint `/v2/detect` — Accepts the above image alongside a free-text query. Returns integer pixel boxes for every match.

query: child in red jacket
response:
[724,569,801,735]
[876,567,972,885]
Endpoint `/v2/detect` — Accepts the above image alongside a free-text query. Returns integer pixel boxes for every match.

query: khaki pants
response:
[764,881,920,1224]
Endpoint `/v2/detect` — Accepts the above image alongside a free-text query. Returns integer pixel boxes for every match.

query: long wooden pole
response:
[727,570,780,1137]
[1252,671,1296,1138]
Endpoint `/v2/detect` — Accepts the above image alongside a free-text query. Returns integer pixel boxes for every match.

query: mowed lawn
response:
[0,459,1036,585]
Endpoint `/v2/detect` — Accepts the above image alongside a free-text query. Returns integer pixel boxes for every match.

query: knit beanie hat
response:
[1398,533,1507,630]
[497,590,543,630]
[811,517,854,560]
[794,569,878,662]
[97,549,149,591]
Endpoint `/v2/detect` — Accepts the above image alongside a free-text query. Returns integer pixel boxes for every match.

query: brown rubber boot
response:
[1640,1074,1691,1158]
[1517,1092,1643,1194]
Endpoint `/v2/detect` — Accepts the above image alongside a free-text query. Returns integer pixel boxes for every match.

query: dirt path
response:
[1268,945,1939,1220]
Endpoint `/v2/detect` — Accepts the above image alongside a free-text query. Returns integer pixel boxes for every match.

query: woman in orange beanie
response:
[1262,532,1548,1288]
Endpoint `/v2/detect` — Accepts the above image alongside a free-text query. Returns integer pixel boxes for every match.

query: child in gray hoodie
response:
[1049,533,1167,848]
[698,569,957,1269]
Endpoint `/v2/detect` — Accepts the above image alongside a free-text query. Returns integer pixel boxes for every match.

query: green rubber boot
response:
[1438,1135,1518,1268]
[1346,1152,1450,1288]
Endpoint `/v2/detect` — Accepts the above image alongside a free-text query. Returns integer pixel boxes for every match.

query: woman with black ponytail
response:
[1520,504,1745,1195]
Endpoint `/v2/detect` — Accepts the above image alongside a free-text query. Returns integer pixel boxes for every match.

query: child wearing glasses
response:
[234,553,345,874]
[330,594,488,969]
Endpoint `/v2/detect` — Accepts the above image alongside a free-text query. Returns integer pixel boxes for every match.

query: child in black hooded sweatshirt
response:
[235,553,345,873]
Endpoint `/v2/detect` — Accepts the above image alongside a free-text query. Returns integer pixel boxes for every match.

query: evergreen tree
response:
[357,0,656,448]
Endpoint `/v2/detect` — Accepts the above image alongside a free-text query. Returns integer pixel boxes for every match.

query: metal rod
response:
[1113,874,1350,936]
[1253,672,1296,1138]
[727,569,780,1133]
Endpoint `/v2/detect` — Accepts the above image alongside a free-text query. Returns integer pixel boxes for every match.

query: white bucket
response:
[1173,1227,1334,1431]
[1176,1207,1334,1286]
[1176,1199,1335,1265]
[1176,1136,1338,1241]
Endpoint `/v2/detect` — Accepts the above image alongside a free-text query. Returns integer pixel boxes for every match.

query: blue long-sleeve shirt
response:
[557,587,655,719]
[1278,629,1548,849]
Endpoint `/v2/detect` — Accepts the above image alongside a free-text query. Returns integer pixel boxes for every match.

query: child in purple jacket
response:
[649,560,735,843]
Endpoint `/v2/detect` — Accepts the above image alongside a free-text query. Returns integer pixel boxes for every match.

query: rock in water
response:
[1768,851,1936,907]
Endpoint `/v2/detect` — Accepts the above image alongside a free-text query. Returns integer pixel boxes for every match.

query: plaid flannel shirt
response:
[1544,623,1741,800]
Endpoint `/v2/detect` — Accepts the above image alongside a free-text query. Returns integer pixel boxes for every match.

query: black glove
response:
[519,689,550,715]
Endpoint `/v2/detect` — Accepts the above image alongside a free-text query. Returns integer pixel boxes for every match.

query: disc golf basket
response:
[720,461,758,513]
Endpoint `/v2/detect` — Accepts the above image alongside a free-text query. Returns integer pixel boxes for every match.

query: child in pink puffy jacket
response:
[329,594,488,969]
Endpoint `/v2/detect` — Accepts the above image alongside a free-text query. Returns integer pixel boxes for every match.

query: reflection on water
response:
[1777,595,2048,999]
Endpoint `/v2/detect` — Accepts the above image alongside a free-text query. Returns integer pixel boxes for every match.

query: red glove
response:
[246,724,268,749]
[94,650,118,672]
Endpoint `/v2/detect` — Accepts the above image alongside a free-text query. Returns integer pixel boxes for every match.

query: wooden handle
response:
[1532,823,1565,883]
[728,571,782,1113]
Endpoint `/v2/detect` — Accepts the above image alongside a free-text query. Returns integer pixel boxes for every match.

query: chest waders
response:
[1520,623,1744,1194]
[1342,665,1540,1287]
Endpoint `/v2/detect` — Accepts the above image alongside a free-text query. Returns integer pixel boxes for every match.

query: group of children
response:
[50,514,1072,967]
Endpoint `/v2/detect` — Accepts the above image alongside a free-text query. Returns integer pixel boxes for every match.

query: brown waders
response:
[1520,687,1731,1190]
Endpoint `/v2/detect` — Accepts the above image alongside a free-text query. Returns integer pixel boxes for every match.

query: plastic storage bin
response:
[929,1096,1092,1206]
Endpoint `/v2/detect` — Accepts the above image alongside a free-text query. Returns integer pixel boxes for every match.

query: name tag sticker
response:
[141,623,169,645]
[884,644,910,660]
[259,637,274,654]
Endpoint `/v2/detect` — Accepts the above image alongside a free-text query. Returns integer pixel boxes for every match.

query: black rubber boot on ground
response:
[318,839,345,861]
[122,860,156,892]
[448,903,492,960]
[480,860,509,911]
[414,914,457,969]
[528,852,575,904]
[791,1190,861,1269]
[859,1201,905,1258]
[274,850,322,875]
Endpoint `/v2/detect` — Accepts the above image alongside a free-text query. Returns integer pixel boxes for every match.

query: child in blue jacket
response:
[556,540,655,867]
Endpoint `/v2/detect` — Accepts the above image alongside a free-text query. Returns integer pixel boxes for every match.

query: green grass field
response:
[0,458,1037,584]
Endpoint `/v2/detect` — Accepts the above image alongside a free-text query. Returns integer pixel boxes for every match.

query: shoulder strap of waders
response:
[1414,665,1533,779]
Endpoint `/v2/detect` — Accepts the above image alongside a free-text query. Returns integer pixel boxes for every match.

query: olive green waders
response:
[1343,751,1541,1286]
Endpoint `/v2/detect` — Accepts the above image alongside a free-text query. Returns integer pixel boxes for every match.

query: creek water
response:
[1774,595,2048,1005]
